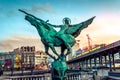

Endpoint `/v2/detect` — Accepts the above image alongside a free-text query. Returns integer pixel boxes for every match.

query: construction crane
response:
[86,34,92,50]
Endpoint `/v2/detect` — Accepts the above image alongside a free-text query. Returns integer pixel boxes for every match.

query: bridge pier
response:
[112,53,116,71]
[81,60,84,70]
[104,55,107,67]
[119,50,120,58]
[94,56,97,67]
[86,59,88,69]
[99,55,103,66]
[108,53,112,72]
[89,58,92,70]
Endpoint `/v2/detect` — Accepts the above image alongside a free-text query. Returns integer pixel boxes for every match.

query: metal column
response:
[112,53,116,71]
[89,58,92,69]
[100,55,103,66]
[81,60,84,70]
[104,55,107,67]
[94,57,97,67]
[119,50,120,58]
[86,59,88,69]
[108,53,112,72]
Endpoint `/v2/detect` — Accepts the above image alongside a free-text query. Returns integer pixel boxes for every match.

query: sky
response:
[0,0,120,52]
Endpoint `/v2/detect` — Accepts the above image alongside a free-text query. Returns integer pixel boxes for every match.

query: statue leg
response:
[61,46,66,56]
[64,42,72,57]
[45,45,56,60]
[58,46,66,60]
[60,35,72,57]
[49,43,59,58]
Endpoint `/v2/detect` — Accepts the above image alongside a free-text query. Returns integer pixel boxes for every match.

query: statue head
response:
[63,17,71,25]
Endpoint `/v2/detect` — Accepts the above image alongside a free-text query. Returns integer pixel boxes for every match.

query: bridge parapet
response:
[4,70,96,80]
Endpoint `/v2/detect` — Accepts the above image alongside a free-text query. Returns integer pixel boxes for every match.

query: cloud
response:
[76,14,120,48]
[0,35,61,57]
[6,10,18,17]
[0,4,18,18]
[22,3,56,14]
[1,13,120,53]
[0,9,18,18]
[0,35,44,52]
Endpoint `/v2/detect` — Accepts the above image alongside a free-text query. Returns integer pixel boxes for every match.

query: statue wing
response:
[66,16,95,38]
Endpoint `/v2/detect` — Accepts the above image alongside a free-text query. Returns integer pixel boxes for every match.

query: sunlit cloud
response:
[1,13,120,52]
[0,35,61,57]
[76,13,120,48]
[0,35,44,52]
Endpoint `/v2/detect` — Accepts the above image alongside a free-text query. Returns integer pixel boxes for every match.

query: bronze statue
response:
[19,9,95,80]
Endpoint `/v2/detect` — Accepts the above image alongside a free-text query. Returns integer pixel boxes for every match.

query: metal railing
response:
[66,72,93,80]
[6,74,51,80]
[66,70,96,80]
[4,70,96,80]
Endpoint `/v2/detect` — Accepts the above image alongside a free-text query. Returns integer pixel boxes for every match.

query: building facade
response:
[0,52,15,70]
[20,46,35,69]
[34,51,48,70]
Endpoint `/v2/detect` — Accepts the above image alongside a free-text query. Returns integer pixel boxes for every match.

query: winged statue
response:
[19,9,95,61]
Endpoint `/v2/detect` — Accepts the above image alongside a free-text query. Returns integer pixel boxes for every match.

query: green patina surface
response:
[19,9,95,80]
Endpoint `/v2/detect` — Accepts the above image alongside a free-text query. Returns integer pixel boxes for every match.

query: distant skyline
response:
[0,0,120,52]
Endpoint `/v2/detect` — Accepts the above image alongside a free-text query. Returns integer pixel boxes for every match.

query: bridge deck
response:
[67,40,120,63]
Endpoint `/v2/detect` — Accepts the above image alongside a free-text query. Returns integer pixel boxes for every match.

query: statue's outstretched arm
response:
[50,24,62,28]
[19,9,63,29]
[19,9,47,24]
